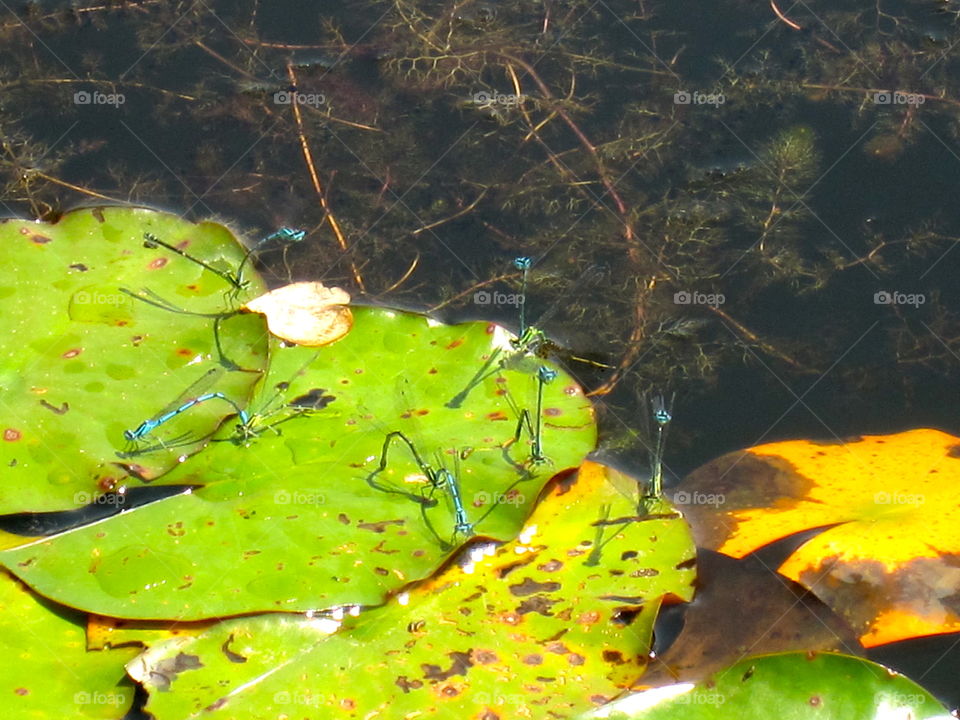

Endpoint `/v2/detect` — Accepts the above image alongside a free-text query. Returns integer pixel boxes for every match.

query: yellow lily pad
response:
[674,428,960,647]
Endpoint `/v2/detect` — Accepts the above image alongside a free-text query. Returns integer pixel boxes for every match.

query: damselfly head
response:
[537,366,558,384]
[651,393,673,426]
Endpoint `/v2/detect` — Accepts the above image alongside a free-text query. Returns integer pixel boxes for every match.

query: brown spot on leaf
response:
[396,676,423,693]
[809,696,821,707]
[602,650,627,665]
[497,559,534,578]
[472,649,498,664]
[538,559,563,573]
[370,540,399,555]
[544,407,562,417]
[221,634,247,663]
[3,429,22,442]
[14,687,28,696]
[510,578,561,596]
[422,652,472,681]
[39,400,68,415]
[517,596,559,616]
[487,411,509,422]
[31,234,52,244]
[577,611,602,626]
[149,257,169,270]
[62,348,82,359]
[358,519,405,533]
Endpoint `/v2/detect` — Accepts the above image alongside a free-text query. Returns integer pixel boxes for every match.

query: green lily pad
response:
[1,307,598,619]
[0,207,269,513]
[0,569,138,719]
[132,460,695,719]
[580,652,952,719]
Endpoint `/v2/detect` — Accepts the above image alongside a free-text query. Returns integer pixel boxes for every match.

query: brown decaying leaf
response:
[639,549,863,688]
[243,281,352,346]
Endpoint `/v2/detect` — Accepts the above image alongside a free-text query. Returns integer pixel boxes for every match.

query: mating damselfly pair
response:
[119,351,335,456]
[141,226,306,299]
[368,431,475,544]
[445,256,611,409]
[358,357,566,548]
[513,257,679,504]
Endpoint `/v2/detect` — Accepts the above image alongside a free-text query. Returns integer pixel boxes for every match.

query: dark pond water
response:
[2,0,960,714]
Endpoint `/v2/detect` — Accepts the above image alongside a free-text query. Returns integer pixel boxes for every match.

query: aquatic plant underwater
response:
[3,0,960,717]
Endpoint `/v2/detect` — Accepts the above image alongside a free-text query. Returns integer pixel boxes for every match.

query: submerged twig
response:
[770,0,802,30]
[285,61,365,291]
